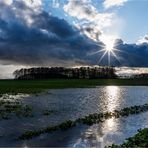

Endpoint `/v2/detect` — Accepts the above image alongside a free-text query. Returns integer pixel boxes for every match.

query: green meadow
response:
[0,78,148,94]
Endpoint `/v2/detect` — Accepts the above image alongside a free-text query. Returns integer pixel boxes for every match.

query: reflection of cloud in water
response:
[0,94,29,101]
[101,118,123,147]
[74,124,105,148]
[75,117,121,147]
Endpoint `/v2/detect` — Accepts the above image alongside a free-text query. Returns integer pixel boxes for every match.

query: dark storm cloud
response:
[32,12,77,38]
[0,0,148,67]
[113,39,148,67]
[0,0,103,66]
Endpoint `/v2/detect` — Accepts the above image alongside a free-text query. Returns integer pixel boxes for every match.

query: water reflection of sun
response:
[107,86,119,98]
[105,118,116,130]
[106,86,121,112]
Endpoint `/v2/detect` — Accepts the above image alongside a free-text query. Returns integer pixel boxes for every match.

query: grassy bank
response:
[0,79,148,94]
[111,128,148,147]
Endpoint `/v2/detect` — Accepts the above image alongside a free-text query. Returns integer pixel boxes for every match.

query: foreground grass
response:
[0,95,33,119]
[1,79,148,94]
[111,128,148,147]
[19,103,148,140]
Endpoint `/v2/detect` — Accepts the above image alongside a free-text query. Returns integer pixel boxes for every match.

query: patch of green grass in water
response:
[19,103,148,140]
[0,97,33,119]
[42,109,54,116]
[19,120,75,140]
[110,128,148,147]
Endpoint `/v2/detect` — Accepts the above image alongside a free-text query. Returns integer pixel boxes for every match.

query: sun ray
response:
[108,51,111,66]
[98,50,108,63]
[87,48,105,56]
[110,50,121,64]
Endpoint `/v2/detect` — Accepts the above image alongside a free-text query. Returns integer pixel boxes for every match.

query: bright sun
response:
[101,35,115,52]
[88,35,120,66]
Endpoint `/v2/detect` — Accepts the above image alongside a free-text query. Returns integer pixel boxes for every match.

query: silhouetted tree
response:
[13,66,117,80]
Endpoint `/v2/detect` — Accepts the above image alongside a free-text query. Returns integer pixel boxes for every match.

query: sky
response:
[0,0,148,78]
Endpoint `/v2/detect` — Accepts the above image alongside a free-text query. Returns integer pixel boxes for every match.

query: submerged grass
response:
[0,95,33,119]
[42,109,54,116]
[1,79,148,94]
[110,128,148,147]
[19,103,148,140]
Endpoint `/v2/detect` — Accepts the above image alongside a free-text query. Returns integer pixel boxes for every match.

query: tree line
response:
[13,67,117,80]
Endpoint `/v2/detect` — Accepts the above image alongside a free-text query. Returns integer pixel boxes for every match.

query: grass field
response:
[0,78,148,94]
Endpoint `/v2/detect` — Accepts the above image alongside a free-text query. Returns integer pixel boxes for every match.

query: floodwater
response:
[0,86,148,147]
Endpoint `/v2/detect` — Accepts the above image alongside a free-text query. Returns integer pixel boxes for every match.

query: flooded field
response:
[0,86,148,147]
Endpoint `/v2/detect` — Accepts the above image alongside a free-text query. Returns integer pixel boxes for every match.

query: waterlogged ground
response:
[0,86,148,147]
